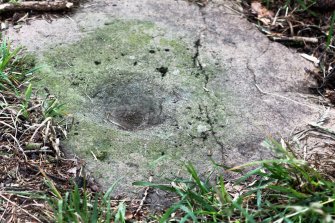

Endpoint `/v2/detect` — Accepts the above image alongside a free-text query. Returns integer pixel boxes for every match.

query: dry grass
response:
[0,88,84,222]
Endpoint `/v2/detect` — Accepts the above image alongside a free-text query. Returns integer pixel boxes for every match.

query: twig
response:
[134,176,153,217]
[43,120,50,144]
[24,150,53,154]
[308,123,335,136]
[51,137,61,158]
[0,199,9,221]
[16,12,29,23]
[27,103,41,112]
[30,117,52,142]
[0,121,15,129]
[90,150,98,160]
[106,113,126,129]
[256,25,272,35]
[272,7,282,26]
[0,193,42,222]
[8,134,25,157]
[0,1,73,13]
[269,35,318,43]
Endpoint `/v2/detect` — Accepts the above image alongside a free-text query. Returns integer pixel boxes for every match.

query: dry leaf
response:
[67,167,77,175]
[258,17,272,26]
[125,211,134,220]
[251,1,274,21]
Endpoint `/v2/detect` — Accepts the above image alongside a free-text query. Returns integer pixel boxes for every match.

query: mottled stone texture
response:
[6,0,321,195]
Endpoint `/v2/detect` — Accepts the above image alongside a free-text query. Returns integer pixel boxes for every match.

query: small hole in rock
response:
[156,66,168,78]
[133,61,138,66]
[149,50,156,54]
[93,75,168,131]
[164,48,170,52]
[94,60,101,65]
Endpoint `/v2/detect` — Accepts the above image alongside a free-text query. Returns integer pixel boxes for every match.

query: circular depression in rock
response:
[92,75,168,131]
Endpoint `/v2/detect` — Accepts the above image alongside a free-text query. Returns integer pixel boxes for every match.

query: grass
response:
[0,38,83,221]
[0,39,23,91]
[40,136,334,222]
[0,38,35,92]
[134,138,335,222]
[46,178,127,223]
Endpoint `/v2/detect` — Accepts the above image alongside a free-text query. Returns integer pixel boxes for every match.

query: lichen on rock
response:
[37,20,229,193]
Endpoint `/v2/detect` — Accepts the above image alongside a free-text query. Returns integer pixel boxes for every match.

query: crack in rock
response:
[203,104,227,159]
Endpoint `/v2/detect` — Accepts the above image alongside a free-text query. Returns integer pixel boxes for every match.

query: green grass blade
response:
[24,83,32,102]
[186,163,209,194]
[218,176,232,204]
[186,190,217,212]
[133,181,177,192]
[327,11,335,48]
[71,185,81,215]
[115,202,126,223]
[236,166,264,184]
[57,199,64,223]
[179,205,198,222]
[105,199,111,223]
[45,178,62,200]
[103,178,122,202]
[257,189,262,210]
[159,203,182,223]
[90,194,99,223]
[229,159,306,171]
[268,185,308,199]
[232,201,256,223]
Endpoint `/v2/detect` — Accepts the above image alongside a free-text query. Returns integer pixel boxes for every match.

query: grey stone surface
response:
[6,0,321,195]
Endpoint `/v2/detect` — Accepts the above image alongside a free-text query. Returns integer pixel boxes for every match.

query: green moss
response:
[35,20,232,188]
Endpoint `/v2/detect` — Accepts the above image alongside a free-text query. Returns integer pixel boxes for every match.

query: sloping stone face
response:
[6,0,320,194]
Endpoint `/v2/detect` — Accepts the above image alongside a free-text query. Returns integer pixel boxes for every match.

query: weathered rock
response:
[6,0,322,195]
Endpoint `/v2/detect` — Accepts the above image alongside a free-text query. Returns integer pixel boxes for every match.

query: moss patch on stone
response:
[36,20,229,191]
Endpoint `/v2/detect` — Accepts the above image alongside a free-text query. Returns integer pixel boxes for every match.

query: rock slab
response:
[6,0,320,194]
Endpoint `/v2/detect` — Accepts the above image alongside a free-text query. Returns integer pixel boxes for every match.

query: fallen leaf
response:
[259,17,272,26]
[251,1,274,19]
[66,167,77,175]
[126,211,134,220]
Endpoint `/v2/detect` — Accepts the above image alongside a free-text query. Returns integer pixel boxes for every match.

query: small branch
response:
[134,176,152,217]
[269,36,318,43]
[308,123,335,136]
[30,117,52,142]
[0,193,42,223]
[24,149,53,154]
[0,1,74,13]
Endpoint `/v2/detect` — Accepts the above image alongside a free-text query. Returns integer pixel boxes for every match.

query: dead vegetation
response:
[0,39,95,221]
[242,0,335,105]
[0,68,81,221]
[0,0,79,31]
